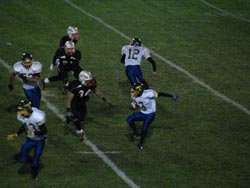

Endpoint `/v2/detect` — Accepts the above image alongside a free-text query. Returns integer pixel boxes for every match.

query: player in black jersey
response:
[42,41,82,93]
[59,26,80,48]
[65,71,111,140]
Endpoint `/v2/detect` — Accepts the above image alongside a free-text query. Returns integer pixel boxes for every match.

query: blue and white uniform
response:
[13,61,42,108]
[127,89,158,137]
[121,45,151,85]
[17,107,47,173]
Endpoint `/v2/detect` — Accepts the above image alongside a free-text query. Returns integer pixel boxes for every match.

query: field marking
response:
[200,0,250,24]
[77,151,121,154]
[64,0,250,116]
[0,58,140,188]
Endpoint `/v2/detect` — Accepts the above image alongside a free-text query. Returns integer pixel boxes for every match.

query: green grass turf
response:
[0,0,250,188]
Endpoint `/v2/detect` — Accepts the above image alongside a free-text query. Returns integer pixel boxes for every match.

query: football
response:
[130,102,138,110]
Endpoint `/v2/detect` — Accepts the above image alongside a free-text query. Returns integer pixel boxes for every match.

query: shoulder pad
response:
[32,107,46,125]
[31,62,42,73]
[13,61,23,72]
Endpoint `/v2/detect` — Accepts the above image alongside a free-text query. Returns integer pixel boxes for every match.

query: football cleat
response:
[137,143,143,150]
[79,129,85,141]
[129,133,140,142]
[31,167,39,180]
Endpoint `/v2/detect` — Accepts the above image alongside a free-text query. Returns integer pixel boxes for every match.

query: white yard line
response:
[200,0,250,24]
[0,58,140,188]
[64,0,250,116]
[77,151,121,154]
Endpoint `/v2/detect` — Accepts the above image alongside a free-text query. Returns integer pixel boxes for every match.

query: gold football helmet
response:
[130,37,142,46]
[131,83,144,97]
[21,53,33,68]
[17,100,33,117]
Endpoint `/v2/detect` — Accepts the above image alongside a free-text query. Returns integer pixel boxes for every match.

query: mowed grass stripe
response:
[0,58,140,188]
[64,0,250,116]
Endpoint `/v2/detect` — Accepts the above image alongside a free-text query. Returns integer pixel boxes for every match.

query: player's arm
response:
[52,48,61,66]
[157,92,179,101]
[147,57,157,80]
[6,124,26,140]
[25,73,40,83]
[120,54,126,64]
[120,46,127,64]
[93,88,112,106]
[59,37,66,48]
[8,71,17,91]
[35,123,47,136]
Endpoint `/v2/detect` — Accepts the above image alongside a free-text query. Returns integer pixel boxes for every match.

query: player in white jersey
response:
[127,84,178,150]
[6,100,47,180]
[121,38,156,89]
[8,53,42,108]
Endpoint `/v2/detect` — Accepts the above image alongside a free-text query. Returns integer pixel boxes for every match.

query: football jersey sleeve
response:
[13,62,23,73]
[31,62,42,73]
[142,47,151,59]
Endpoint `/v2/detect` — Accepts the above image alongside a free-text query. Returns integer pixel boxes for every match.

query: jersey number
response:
[138,101,147,111]
[78,89,91,97]
[128,49,140,60]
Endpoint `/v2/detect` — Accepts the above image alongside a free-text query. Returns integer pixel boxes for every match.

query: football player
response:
[65,70,111,140]
[121,37,157,89]
[6,100,47,180]
[127,83,178,150]
[42,41,82,93]
[59,26,80,48]
[8,53,42,108]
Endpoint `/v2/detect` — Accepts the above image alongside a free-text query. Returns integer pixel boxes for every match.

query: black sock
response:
[139,130,147,145]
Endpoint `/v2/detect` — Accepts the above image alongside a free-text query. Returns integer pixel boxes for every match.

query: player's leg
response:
[125,66,138,86]
[135,66,149,89]
[72,103,86,141]
[138,113,155,149]
[127,112,144,141]
[32,139,46,180]
[19,140,34,164]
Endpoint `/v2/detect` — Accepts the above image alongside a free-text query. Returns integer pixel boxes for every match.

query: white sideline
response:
[0,58,140,188]
[200,0,250,24]
[64,0,250,116]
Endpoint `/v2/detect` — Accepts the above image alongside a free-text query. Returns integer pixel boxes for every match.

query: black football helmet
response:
[131,38,142,47]
[131,83,144,97]
[21,53,33,68]
[17,100,33,117]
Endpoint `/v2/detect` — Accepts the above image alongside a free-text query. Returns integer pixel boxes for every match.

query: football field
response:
[0,1,250,188]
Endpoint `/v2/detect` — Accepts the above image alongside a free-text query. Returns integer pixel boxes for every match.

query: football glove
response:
[8,84,13,91]
[172,94,179,101]
[101,97,112,106]
[6,133,18,140]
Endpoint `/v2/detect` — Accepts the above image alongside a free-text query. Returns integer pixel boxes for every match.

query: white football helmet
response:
[64,41,75,55]
[67,26,79,38]
[79,71,93,85]
[64,41,75,49]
